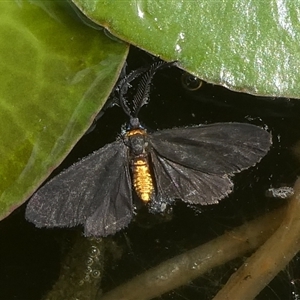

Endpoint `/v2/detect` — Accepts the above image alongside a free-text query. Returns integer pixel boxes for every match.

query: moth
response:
[26,61,272,236]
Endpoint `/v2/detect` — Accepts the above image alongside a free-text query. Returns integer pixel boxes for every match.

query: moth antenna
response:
[132,61,177,117]
[118,66,148,117]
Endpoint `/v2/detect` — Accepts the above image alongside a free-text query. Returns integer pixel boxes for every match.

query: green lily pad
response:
[0,1,128,220]
[72,0,300,98]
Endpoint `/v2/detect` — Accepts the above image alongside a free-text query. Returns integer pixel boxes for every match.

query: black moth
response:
[26,61,272,237]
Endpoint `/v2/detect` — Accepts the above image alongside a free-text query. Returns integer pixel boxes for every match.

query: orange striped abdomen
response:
[132,157,154,202]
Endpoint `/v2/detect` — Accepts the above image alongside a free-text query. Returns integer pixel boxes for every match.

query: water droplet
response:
[86,257,94,266]
[91,269,101,278]
[90,246,100,257]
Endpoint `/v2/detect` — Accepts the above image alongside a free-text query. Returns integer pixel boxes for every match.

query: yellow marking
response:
[126,128,146,137]
[133,158,154,202]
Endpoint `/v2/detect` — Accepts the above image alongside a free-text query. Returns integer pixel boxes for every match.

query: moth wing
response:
[149,123,271,175]
[26,141,133,236]
[151,152,233,205]
[84,163,133,236]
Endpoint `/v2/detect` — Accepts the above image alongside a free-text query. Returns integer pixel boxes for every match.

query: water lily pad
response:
[0,1,128,219]
[73,0,300,98]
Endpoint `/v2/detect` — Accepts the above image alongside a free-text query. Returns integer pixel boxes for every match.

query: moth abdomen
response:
[132,156,154,202]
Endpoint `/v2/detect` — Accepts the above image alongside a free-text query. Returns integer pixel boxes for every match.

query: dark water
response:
[1,47,300,300]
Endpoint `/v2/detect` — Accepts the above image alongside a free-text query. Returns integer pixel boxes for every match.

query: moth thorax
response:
[132,156,154,202]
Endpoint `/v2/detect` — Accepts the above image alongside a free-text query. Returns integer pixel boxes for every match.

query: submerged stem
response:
[213,178,300,300]
[100,204,285,300]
